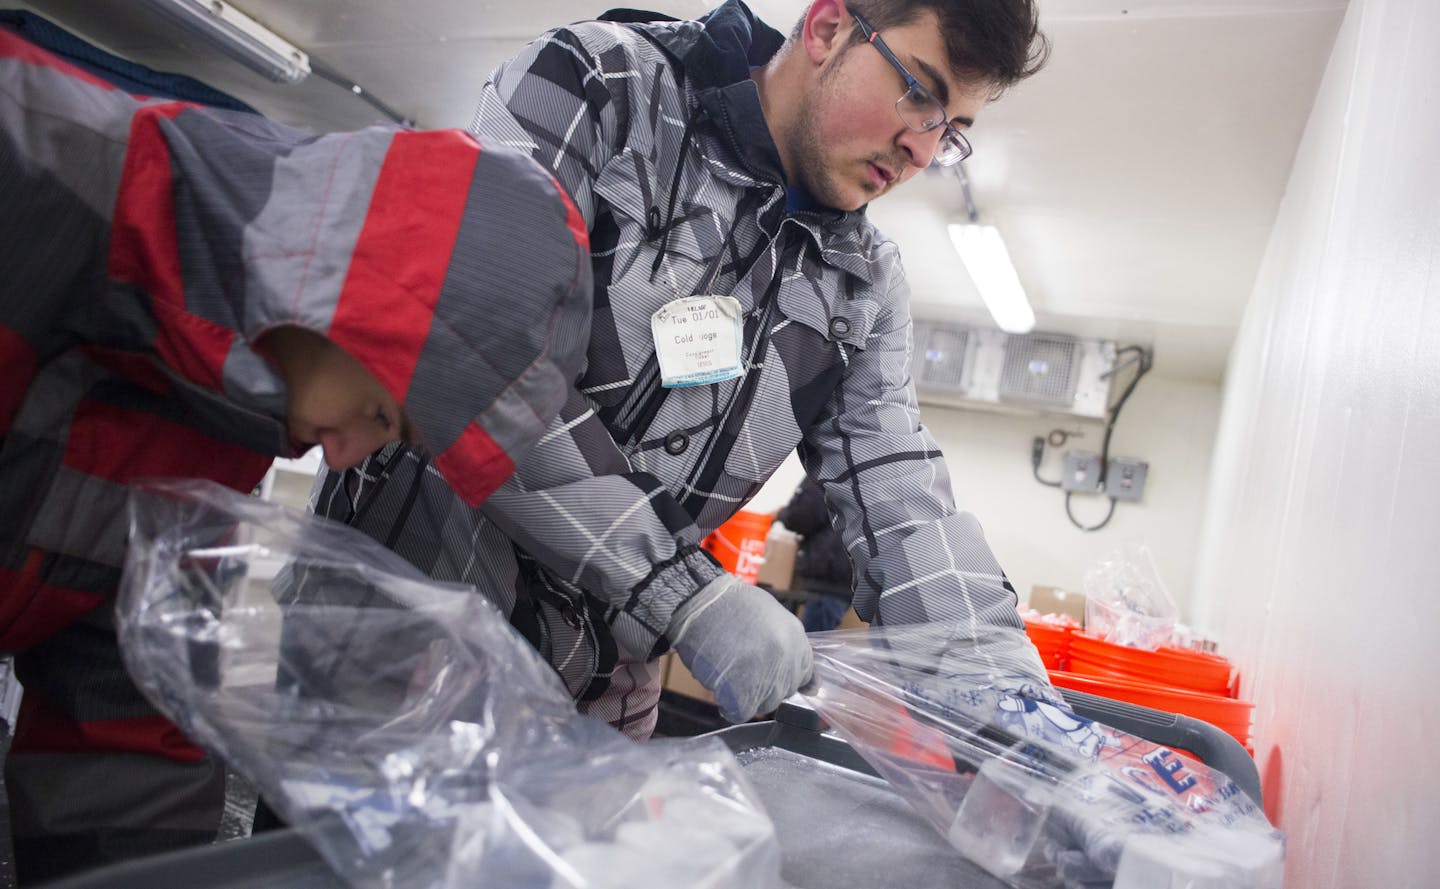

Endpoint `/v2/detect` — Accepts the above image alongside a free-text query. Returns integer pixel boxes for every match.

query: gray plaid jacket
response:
[314,1,1023,732]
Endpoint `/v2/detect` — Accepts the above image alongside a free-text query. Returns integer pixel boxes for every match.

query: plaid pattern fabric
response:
[1,29,589,653]
[316,1,1026,737]
[0,27,589,850]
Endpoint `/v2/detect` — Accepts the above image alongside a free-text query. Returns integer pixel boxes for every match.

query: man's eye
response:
[902,91,943,127]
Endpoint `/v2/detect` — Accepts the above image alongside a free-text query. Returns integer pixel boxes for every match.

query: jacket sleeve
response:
[468,24,725,661]
[476,390,724,662]
[469,22,630,231]
[798,258,1026,635]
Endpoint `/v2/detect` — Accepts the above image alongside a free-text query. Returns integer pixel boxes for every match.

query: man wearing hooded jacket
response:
[314,0,1057,739]
[0,29,591,882]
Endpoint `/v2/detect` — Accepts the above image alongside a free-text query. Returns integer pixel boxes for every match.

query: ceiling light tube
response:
[948,223,1036,334]
[139,0,310,84]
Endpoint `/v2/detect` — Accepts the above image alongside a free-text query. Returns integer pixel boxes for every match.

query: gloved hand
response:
[888,623,1065,711]
[669,575,814,723]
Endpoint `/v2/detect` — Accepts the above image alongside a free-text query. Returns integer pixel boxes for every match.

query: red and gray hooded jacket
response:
[0,30,591,758]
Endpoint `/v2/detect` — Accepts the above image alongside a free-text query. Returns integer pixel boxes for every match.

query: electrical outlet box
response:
[1106,458,1149,502]
[1061,451,1104,494]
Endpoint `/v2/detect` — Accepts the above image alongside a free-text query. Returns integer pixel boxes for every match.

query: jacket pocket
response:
[773,268,880,352]
[516,553,612,701]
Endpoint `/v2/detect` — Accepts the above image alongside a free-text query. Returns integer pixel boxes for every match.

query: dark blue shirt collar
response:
[786,183,825,213]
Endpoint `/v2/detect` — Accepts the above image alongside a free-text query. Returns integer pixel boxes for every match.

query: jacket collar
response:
[604,0,881,285]
[601,1,786,188]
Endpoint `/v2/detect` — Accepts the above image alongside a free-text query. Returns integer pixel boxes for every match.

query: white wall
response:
[751,375,1224,623]
[1190,0,1440,886]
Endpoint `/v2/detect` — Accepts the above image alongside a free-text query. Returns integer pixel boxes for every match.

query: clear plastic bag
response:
[802,624,1284,889]
[1081,541,1180,649]
[117,479,780,889]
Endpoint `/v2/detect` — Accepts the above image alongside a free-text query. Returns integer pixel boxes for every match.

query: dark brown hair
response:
[797,0,1050,97]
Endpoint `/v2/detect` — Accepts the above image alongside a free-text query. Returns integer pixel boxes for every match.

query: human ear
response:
[801,0,849,65]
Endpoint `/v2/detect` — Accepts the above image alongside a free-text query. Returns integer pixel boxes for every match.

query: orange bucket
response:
[1049,670,1254,750]
[1023,620,1075,671]
[1067,634,1235,697]
[704,510,775,585]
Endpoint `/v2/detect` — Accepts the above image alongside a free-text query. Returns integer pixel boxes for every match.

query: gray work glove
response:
[669,574,814,723]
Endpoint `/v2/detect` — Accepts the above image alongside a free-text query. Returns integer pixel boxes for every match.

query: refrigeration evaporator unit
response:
[910,320,1116,420]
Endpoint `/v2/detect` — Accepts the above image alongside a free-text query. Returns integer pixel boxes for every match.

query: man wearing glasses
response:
[317,0,1052,737]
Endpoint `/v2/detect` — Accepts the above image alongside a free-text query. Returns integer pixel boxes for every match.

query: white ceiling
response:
[17,0,1346,381]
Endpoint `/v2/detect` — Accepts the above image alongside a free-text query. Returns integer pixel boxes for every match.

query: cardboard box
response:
[1027,584,1087,625]
[755,529,798,591]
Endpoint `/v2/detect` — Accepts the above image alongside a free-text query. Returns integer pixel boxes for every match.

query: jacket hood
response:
[603,1,790,187]
[671,0,786,90]
[109,102,592,507]
[602,0,784,89]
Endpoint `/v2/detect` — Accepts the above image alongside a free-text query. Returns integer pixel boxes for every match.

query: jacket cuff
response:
[608,544,725,661]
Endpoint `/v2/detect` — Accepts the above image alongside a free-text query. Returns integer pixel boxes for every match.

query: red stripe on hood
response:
[433,421,515,507]
[108,103,233,391]
[328,130,478,400]
[0,29,118,91]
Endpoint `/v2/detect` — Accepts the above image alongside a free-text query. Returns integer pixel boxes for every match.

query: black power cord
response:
[1064,490,1118,531]
[1028,345,1154,532]
[310,58,414,127]
[1094,345,1154,493]
[1031,435,1062,487]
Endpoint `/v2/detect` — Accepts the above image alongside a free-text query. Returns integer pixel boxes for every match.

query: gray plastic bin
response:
[37,696,1260,889]
[36,705,997,889]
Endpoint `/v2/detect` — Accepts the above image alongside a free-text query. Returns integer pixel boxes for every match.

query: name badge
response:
[651,295,745,388]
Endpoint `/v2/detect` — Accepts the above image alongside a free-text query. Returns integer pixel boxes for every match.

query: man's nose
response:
[896,125,945,170]
[318,428,390,471]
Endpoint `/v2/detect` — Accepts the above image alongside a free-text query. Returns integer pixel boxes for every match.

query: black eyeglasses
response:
[852,12,972,166]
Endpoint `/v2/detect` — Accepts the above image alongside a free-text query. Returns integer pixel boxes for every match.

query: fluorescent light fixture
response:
[948,223,1036,334]
[140,0,310,84]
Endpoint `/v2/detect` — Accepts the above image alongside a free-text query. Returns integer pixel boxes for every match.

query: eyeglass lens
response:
[898,87,945,130]
[897,87,969,164]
